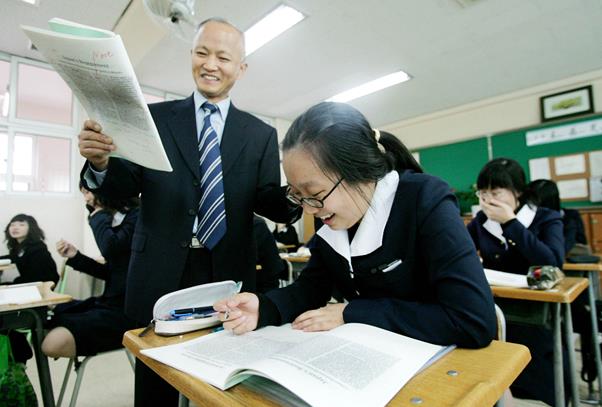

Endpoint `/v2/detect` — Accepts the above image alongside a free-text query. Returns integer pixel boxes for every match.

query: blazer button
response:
[188,209,196,216]
[494,254,500,259]
[192,180,200,187]
[180,241,189,248]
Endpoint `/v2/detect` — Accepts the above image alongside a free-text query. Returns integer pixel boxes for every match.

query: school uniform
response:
[47,209,138,356]
[1,240,58,284]
[467,205,566,406]
[261,170,497,349]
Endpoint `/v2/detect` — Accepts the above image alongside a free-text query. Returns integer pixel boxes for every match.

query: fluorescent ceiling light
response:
[245,4,305,56]
[327,70,412,103]
[19,0,38,5]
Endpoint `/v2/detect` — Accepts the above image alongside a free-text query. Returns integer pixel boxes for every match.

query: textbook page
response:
[21,18,172,172]
[142,323,447,407]
[484,268,529,288]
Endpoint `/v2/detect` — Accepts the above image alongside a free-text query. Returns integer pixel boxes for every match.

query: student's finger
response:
[224,315,247,333]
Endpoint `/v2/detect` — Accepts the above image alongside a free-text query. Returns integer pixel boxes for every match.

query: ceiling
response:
[2,0,602,127]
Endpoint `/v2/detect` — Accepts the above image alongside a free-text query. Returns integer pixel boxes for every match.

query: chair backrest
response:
[55,259,70,294]
[494,303,506,342]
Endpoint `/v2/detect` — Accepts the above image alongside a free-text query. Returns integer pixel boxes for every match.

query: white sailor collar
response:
[483,204,537,246]
[317,171,399,271]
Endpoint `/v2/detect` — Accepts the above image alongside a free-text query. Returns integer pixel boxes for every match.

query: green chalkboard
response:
[414,113,602,208]
[417,137,489,192]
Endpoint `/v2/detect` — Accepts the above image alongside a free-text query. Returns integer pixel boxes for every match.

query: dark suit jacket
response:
[253,216,285,293]
[1,241,58,284]
[67,208,138,307]
[82,95,296,323]
[467,206,565,273]
[266,171,497,348]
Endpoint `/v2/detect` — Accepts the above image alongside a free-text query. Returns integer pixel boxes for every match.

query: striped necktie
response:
[195,102,226,249]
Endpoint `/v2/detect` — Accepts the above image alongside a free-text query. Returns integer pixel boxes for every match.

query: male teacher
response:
[78,17,299,405]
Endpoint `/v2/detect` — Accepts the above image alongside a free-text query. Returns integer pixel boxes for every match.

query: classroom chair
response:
[494,303,507,407]
[56,349,136,407]
[279,259,294,287]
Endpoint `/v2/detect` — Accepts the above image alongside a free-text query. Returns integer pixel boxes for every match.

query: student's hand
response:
[479,198,516,224]
[213,293,259,335]
[292,303,347,332]
[78,120,115,171]
[56,239,77,258]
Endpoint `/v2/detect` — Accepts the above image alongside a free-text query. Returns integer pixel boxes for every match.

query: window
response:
[16,63,73,125]
[12,133,70,192]
[0,60,9,119]
[0,131,7,190]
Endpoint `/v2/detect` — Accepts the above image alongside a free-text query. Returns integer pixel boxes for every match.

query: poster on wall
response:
[590,177,602,202]
[554,154,586,176]
[528,157,551,180]
[557,179,588,200]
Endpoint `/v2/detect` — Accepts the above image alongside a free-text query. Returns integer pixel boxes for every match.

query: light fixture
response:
[19,0,39,5]
[326,70,412,103]
[1,87,9,117]
[244,4,305,56]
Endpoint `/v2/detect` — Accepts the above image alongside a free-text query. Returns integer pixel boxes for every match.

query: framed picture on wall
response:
[540,85,594,122]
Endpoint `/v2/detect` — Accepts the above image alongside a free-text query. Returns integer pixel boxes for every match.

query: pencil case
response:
[152,280,241,336]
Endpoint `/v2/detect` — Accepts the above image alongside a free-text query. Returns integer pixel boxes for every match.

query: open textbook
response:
[21,18,172,172]
[141,323,453,407]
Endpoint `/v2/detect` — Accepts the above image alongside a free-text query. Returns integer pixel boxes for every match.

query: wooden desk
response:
[281,254,310,263]
[491,277,588,407]
[0,263,14,272]
[0,282,72,407]
[124,328,530,407]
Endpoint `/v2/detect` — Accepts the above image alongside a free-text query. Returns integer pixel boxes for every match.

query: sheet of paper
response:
[22,18,172,172]
[557,179,588,199]
[528,157,551,180]
[0,286,42,306]
[589,151,602,177]
[590,177,602,202]
[484,268,528,288]
[554,154,586,176]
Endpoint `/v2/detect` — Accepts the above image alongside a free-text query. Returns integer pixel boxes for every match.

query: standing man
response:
[78,18,298,405]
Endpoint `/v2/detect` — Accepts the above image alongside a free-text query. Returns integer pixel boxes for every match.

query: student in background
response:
[42,185,139,358]
[467,158,566,405]
[254,215,287,293]
[1,214,58,365]
[273,222,300,250]
[1,214,58,284]
[215,102,497,349]
[528,179,588,255]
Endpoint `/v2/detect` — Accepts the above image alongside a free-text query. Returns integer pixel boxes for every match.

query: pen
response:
[381,259,402,273]
[172,311,219,320]
[170,305,214,318]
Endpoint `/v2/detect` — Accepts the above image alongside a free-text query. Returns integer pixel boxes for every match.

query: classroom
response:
[1,0,602,406]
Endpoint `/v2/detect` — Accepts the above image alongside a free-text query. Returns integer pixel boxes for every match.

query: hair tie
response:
[373,129,386,153]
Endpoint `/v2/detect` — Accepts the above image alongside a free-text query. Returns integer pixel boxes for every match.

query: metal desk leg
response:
[586,274,602,403]
[554,303,566,407]
[563,303,580,407]
[23,308,56,407]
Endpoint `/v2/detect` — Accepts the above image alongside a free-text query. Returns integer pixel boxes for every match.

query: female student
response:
[42,184,139,358]
[528,178,588,255]
[1,214,58,284]
[215,102,496,349]
[466,158,565,405]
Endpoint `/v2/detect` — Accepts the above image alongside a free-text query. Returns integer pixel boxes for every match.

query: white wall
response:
[384,69,602,150]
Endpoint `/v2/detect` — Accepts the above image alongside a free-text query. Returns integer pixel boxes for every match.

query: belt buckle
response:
[190,237,203,248]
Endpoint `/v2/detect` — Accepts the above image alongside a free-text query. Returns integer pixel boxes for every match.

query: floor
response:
[24,343,600,407]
